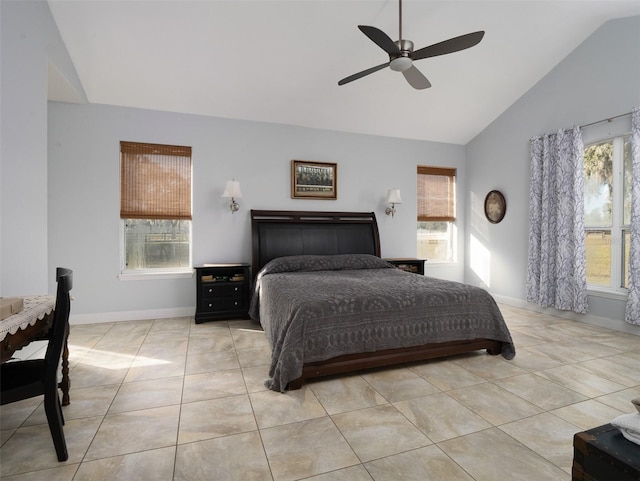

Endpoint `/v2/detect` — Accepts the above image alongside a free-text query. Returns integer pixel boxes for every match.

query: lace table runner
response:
[0,296,56,342]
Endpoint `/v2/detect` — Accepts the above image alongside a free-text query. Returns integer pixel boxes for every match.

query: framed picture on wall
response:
[484,190,506,224]
[291,160,337,199]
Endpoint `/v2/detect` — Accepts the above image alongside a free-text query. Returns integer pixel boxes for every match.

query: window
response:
[584,135,631,290]
[120,141,192,273]
[417,166,456,262]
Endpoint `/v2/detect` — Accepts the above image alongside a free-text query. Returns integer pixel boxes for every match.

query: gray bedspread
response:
[249,254,515,392]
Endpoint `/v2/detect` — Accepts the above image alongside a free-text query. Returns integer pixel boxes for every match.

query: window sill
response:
[118,269,194,281]
[586,287,628,302]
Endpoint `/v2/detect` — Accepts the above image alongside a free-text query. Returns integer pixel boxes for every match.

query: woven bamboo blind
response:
[120,141,192,220]
[417,166,456,221]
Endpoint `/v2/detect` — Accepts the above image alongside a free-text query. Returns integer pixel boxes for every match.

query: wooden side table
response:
[194,264,251,323]
[384,258,426,275]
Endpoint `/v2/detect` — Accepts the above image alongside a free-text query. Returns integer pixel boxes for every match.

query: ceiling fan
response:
[338,0,485,90]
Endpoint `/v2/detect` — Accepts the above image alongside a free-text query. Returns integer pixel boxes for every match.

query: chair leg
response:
[44,391,68,462]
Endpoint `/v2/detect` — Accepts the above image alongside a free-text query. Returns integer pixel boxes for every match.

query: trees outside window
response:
[584,135,631,289]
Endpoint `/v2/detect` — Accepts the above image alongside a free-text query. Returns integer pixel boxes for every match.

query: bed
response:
[249,209,515,392]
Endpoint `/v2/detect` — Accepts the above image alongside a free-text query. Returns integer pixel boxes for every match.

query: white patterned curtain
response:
[625,107,640,325]
[527,126,588,313]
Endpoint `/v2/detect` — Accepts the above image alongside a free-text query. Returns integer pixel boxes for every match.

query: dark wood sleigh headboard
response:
[250,210,381,276]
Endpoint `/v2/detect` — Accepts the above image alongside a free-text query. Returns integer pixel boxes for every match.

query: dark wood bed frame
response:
[250,209,502,389]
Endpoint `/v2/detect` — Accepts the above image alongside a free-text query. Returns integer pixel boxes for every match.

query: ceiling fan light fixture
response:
[390,57,412,72]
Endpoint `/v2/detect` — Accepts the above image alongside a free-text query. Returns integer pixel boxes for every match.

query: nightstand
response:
[384,258,426,275]
[194,263,251,323]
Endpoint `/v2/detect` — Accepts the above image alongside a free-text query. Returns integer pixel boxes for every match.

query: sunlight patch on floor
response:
[71,344,170,369]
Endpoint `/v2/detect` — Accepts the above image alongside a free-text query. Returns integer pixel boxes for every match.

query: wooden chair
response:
[1,268,73,461]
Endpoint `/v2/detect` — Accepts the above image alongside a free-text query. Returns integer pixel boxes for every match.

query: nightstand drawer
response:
[201,283,243,298]
[201,297,244,312]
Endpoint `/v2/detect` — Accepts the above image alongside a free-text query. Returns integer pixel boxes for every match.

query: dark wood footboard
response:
[287,338,503,390]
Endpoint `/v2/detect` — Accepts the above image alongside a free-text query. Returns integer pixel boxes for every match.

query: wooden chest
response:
[572,423,640,481]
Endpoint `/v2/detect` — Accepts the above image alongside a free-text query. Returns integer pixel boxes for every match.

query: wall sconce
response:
[222,180,242,213]
[385,189,402,218]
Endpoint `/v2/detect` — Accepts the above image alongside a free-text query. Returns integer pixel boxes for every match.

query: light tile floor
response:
[1,304,639,480]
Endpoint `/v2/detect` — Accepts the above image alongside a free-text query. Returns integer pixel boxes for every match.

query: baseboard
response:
[69,297,639,336]
[492,294,640,336]
[70,306,196,325]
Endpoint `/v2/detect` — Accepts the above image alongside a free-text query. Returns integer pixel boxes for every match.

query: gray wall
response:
[0,0,83,295]
[2,0,466,322]
[48,103,466,320]
[465,15,640,332]
[4,1,639,334]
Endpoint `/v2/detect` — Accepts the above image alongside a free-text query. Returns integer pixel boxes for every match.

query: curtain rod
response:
[530,111,632,141]
[580,111,632,129]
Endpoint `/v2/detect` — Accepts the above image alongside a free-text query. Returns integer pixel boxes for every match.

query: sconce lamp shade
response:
[386,189,402,204]
[222,180,242,213]
[222,180,242,199]
[385,188,402,218]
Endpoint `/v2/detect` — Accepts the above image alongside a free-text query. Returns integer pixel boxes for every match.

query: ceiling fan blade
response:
[338,62,390,86]
[412,31,485,61]
[402,65,431,90]
[358,25,400,55]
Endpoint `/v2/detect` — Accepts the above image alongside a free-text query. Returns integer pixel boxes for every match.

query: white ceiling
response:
[47,1,640,145]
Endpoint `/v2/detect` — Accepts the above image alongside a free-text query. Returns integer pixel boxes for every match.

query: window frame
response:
[119,141,194,278]
[584,135,630,295]
[118,221,194,280]
[416,166,457,263]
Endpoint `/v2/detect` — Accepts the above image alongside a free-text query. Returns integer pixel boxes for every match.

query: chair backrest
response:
[44,268,73,387]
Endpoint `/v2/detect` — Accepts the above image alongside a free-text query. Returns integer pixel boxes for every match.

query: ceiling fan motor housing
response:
[389,40,413,72]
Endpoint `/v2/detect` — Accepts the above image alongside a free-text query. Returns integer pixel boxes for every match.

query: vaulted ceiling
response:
[48,1,640,144]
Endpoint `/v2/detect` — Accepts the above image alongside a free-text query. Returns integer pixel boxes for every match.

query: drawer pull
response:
[208,288,213,293]
[234,287,239,292]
